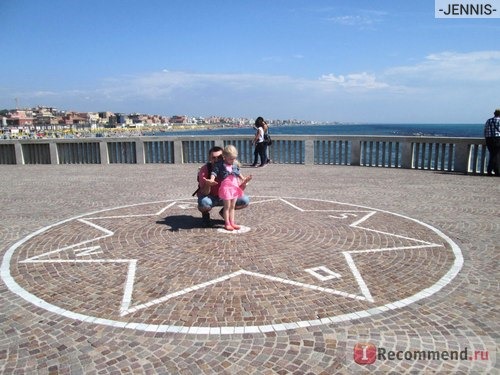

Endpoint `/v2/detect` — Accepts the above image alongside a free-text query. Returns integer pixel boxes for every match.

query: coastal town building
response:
[1,105,318,138]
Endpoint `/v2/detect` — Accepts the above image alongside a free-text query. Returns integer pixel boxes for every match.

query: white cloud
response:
[386,50,500,83]
[96,71,297,102]
[261,56,282,62]
[320,72,390,89]
[326,10,387,28]
[327,15,373,26]
[32,90,57,97]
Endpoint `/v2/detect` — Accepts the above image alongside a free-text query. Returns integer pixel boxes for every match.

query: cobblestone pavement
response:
[0,164,498,374]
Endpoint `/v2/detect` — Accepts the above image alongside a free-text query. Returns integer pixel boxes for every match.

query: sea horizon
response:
[145,123,484,138]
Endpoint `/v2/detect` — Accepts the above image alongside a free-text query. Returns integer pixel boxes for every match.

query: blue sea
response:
[147,123,483,138]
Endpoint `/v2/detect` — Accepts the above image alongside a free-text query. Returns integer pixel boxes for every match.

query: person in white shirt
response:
[251,116,268,167]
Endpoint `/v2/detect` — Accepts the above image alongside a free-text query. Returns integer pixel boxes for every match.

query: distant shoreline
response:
[1,123,483,140]
[1,123,254,139]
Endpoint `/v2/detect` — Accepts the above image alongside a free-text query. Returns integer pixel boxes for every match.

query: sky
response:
[1,0,499,123]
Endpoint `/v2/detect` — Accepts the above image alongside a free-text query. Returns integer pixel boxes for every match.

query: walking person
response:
[209,145,252,231]
[252,116,268,167]
[484,109,500,176]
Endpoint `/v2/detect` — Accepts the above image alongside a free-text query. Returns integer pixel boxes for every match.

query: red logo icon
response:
[354,343,377,364]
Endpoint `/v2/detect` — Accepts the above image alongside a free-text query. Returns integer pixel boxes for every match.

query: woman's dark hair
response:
[254,116,265,128]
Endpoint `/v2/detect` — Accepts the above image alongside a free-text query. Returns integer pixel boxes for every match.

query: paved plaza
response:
[0,163,498,374]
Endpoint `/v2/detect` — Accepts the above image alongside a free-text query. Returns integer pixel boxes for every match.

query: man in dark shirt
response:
[484,109,500,176]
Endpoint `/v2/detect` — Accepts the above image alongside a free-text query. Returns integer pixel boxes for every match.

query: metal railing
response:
[0,135,490,174]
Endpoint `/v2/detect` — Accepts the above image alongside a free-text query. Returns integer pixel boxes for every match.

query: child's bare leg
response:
[223,200,233,231]
[226,199,232,223]
[229,199,240,229]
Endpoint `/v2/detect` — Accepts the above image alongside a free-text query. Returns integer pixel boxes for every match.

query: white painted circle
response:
[217,225,251,234]
[1,197,464,335]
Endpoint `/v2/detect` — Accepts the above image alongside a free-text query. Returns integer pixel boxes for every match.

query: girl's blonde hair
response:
[223,145,238,159]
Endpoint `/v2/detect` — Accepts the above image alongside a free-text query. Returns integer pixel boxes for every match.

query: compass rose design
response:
[1,197,463,335]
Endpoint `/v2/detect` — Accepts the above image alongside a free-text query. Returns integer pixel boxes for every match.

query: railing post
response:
[14,142,24,164]
[304,139,314,165]
[135,139,145,164]
[99,140,108,164]
[454,143,470,173]
[401,141,413,169]
[173,140,183,164]
[350,140,360,166]
[49,142,59,164]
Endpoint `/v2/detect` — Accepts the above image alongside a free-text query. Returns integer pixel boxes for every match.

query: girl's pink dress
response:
[218,164,243,200]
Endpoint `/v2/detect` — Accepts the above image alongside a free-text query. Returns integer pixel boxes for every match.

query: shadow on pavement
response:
[157,215,200,231]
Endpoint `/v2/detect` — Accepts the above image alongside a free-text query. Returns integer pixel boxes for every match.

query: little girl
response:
[209,145,252,231]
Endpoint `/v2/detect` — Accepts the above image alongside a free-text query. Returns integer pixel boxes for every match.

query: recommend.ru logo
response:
[353,343,491,365]
[353,343,377,365]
